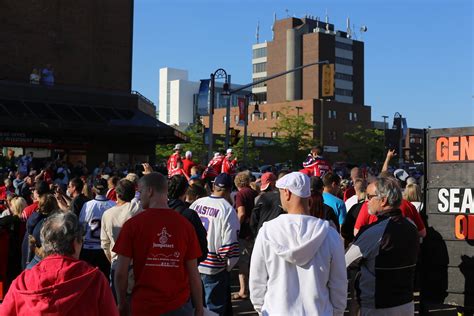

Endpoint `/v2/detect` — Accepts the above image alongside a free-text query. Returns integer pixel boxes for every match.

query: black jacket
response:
[250,191,285,237]
[168,199,208,263]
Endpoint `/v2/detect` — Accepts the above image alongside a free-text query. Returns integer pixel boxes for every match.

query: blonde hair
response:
[9,196,27,217]
[234,171,251,189]
[404,183,422,202]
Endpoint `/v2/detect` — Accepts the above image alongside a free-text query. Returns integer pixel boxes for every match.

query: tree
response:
[271,107,315,163]
[343,125,385,164]
[231,136,260,168]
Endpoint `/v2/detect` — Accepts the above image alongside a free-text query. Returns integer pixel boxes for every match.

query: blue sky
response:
[132,0,473,129]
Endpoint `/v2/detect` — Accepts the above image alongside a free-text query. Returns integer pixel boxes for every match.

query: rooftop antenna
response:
[346,17,352,38]
[256,21,260,43]
[325,9,329,24]
[285,8,289,18]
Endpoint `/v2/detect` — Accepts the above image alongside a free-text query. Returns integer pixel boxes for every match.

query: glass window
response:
[335,57,353,66]
[271,131,278,138]
[253,47,267,59]
[335,72,353,81]
[253,62,267,73]
[335,41,353,51]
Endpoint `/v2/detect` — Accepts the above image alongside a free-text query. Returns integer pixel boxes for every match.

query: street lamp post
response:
[243,93,261,165]
[208,68,229,161]
[394,112,404,167]
[382,115,388,147]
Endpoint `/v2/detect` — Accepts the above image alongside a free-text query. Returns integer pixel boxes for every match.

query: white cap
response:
[214,152,220,158]
[185,151,192,158]
[226,148,233,154]
[393,169,409,182]
[276,172,311,198]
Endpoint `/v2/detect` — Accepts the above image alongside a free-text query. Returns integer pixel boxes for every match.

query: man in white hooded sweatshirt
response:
[249,172,347,316]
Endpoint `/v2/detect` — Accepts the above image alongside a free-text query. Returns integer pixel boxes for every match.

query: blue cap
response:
[214,173,233,189]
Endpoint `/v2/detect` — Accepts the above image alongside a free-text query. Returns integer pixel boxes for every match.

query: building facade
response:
[159,67,251,131]
[205,16,372,162]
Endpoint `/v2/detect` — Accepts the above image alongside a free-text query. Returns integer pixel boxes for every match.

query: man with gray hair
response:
[0,212,118,315]
[345,177,419,316]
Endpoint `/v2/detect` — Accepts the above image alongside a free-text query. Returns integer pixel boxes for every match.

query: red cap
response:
[260,172,276,191]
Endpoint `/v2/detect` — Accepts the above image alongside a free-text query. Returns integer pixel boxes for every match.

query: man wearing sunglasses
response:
[345,177,419,316]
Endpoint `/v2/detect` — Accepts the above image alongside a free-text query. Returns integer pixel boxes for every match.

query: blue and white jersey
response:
[190,195,240,275]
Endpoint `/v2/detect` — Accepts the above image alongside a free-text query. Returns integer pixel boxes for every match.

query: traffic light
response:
[230,128,241,145]
[322,63,335,97]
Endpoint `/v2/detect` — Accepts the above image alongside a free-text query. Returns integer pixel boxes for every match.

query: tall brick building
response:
[209,16,372,161]
[0,0,184,167]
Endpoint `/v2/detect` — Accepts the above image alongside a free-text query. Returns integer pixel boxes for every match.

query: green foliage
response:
[231,136,260,167]
[271,108,315,163]
[343,126,385,164]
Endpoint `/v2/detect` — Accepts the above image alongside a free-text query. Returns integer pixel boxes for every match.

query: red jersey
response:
[354,199,425,233]
[0,186,7,211]
[182,158,196,177]
[302,156,332,177]
[167,153,182,177]
[113,208,201,315]
[106,188,117,202]
[169,168,188,179]
[202,156,224,179]
[221,157,237,176]
[21,202,39,221]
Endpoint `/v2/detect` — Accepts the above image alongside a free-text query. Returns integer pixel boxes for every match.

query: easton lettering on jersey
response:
[194,204,220,217]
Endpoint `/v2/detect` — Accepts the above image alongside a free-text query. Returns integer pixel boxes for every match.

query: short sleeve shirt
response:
[113,208,201,315]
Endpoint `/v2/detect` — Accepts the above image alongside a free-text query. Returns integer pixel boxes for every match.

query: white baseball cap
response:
[393,169,409,182]
[226,148,233,154]
[185,151,192,158]
[276,172,311,198]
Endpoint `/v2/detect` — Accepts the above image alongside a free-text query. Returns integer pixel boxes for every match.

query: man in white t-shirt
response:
[189,173,240,316]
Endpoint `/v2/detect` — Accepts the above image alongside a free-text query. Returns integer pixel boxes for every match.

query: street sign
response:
[321,64,334,97]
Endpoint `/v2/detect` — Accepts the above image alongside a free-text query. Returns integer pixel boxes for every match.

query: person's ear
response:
[284,189,291,201]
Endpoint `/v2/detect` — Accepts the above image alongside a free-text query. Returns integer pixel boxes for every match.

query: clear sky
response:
[131,0,473,129]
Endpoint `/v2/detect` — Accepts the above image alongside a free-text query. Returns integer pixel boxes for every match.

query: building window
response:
[253,62,266,73]
[250,133,254,137]
[223,116,226,123]
[335,72,353,81]
[271,131,278,138]
[335,41,353,51]
[271,111,277,119]
[328,110,337,119]
[251,113,255,122]
[349,112,358,121]
[335,57,353,66]
[335,88,353,97]
[329,131,337,140]
[253,47,267,59]
[262,132,266,138]
[252,78,267,88]
[262,112,267,120]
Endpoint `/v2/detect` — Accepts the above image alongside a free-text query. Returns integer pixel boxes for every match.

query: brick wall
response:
[0,0,133,91]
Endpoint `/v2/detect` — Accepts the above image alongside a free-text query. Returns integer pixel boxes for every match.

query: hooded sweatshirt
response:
[249,214,347,316]
[0,255,118,316]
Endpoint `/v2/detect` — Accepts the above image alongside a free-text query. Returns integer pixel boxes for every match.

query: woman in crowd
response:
[404,183,423,212]
[0,196,27,295]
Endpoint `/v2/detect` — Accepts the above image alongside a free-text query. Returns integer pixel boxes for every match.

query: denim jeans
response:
[201,270,230,316]
[161,298,193,316]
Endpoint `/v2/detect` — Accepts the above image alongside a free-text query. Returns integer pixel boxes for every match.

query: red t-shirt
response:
[182,159,196,177]
[169,168,188,179]
[21,201,39,221]
[113,208,201,315]
[354,199,425,232]
[202,156,224,179]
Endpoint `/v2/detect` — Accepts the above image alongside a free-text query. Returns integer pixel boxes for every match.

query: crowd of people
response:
[0,144,428,315]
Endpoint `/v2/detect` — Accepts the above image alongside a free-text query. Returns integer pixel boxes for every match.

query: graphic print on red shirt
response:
[113,208,201,315]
